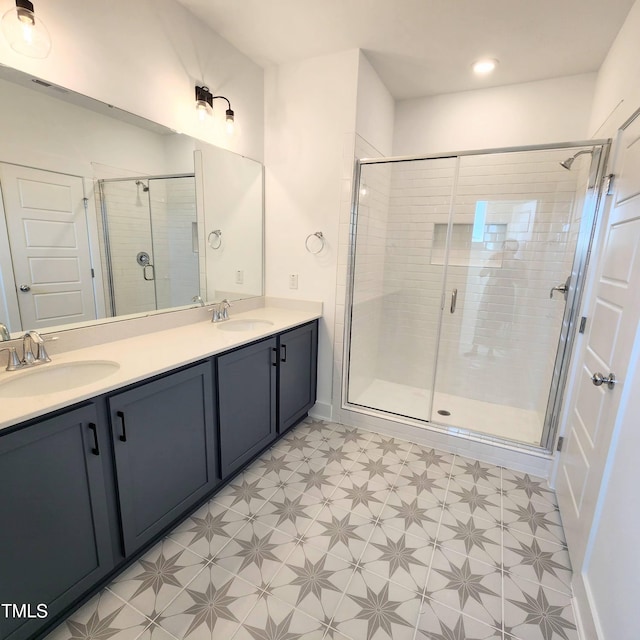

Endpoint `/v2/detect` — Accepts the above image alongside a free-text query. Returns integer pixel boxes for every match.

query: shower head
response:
[560,149,592,170]
[135,180,149,192]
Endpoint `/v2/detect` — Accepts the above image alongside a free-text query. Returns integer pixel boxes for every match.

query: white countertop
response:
[0,303,321,432]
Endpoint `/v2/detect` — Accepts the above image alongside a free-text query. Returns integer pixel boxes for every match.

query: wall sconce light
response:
[195,85,235,134]
[1,0,51,58]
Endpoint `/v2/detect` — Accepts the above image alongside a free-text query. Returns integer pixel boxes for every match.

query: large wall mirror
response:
[0,66,263,337]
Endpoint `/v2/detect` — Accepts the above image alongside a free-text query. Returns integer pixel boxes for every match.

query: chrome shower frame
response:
[342,139,611,453]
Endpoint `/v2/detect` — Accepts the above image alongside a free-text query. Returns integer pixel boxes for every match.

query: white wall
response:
[264,49,360,418]
[393,73,597,156]
[0,0,264,161]
[588,0,640,138]
[356,52,395,158]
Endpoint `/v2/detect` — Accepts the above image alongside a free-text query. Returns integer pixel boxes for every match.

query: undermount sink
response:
[0,360,120,398]
[216,319,275,332]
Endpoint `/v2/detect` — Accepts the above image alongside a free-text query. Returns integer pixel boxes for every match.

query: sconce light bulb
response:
[225,109,235,135]
[195,99,211,121]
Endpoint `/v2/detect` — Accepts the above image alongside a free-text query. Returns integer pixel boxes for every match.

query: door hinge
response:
[91,268,95,278]
[579,316,587,334]
[603,174,615,195]
[556,437,565,452]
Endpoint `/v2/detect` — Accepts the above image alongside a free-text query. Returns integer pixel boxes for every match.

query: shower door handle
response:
[550,276,571,300]
[450,289,458,314]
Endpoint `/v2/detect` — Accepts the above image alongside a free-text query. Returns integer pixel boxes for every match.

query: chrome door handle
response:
[450,288,458,314]
[19,284,31,292]
[592,372,616,389]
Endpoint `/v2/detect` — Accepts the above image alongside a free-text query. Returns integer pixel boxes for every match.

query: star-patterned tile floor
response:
[45,418,577,640]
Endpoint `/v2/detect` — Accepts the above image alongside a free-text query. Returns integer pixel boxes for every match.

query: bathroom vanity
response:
[0,305,319,640]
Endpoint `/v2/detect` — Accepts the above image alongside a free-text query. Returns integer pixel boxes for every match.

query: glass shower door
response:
[346,157,457,421]
[431,148,593,445]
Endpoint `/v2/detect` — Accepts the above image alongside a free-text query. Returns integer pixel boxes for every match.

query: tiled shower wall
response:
[350,148,586,424]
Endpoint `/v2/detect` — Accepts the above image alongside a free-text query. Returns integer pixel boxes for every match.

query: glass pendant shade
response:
[1,0,51,58]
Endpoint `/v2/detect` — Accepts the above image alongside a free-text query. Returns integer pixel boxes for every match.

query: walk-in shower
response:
[98,175,199,317]
[344,141,609,450]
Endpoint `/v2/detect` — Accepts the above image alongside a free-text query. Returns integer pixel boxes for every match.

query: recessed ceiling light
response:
[472,59,498,75]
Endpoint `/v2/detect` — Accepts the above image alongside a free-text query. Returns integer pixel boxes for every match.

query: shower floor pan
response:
[350,378,542,446]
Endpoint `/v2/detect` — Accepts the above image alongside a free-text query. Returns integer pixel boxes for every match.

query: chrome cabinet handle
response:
[591,372,616,389]
[450,289,458,314]
[19,284,31,292]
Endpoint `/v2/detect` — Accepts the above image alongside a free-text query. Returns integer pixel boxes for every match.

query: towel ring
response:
[305,231,325,254]
[207,230,222,249]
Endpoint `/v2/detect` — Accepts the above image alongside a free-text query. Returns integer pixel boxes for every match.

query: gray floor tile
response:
[49,418,574,640]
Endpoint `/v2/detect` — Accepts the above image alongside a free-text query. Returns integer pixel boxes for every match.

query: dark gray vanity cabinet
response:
[278,321,318,434]
[108,361,218,556]
[0,404,113,640]
[217,336,278,478]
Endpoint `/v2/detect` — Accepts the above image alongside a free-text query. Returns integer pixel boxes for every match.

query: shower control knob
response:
[591,372,616,389]
[19,284,30,292]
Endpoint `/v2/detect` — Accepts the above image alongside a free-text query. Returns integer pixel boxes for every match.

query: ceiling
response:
[176,0,635,99]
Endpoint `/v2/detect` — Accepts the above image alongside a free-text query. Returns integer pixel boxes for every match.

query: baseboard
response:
[572,571,601,640]
[308,401,333,422]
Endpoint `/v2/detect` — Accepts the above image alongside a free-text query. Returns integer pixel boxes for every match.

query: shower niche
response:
[345,143,609,449]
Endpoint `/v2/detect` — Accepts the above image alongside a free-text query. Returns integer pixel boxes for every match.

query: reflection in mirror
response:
[0,66,263,338]
[98,176,199,316]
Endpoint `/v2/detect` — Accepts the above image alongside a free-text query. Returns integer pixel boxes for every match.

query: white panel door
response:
[0,163,96,329]
[556,114,640,569]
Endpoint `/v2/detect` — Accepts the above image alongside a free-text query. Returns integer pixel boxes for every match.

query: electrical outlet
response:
[289,274,298,289]
[235,270,244,284]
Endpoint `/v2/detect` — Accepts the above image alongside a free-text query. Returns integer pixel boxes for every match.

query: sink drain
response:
[437,409,451,416]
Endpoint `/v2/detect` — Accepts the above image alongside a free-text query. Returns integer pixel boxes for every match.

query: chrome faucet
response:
[211,299,232,323]
[192,295,205,307]
[21,331,51,366]
[0,323,10,341]
[0,331,52,371]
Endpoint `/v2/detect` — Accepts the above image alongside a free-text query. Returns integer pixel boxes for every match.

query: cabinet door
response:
[109,361,217,555]
[218,337,277,478]
[278,321,318,434]
[0,405,113,640]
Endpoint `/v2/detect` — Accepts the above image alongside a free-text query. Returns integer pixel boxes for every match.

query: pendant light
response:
[1,0,51,58]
